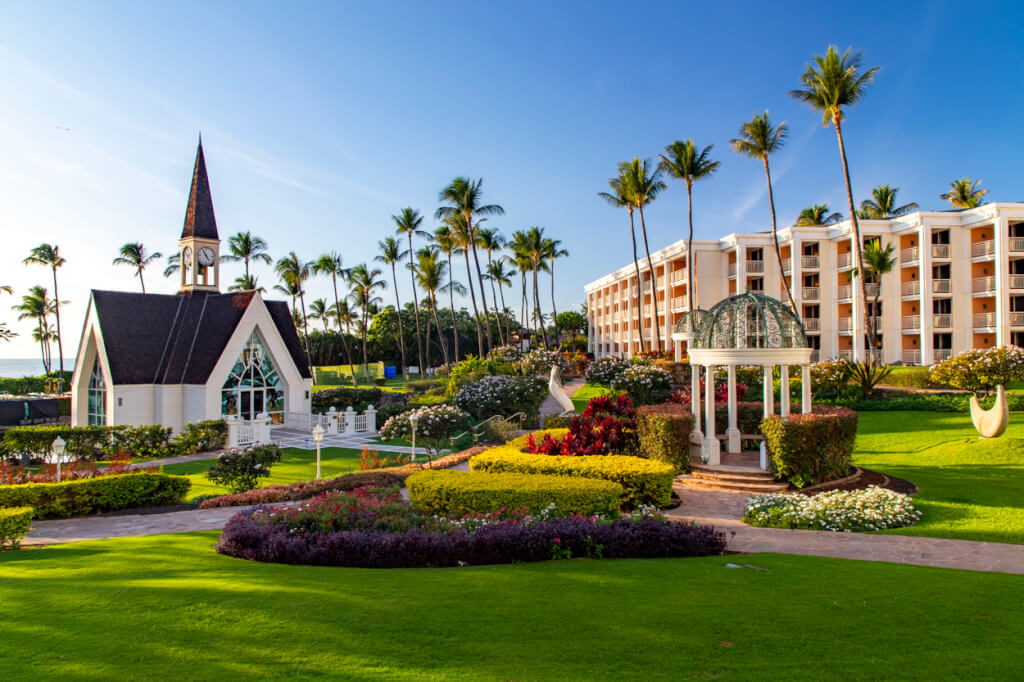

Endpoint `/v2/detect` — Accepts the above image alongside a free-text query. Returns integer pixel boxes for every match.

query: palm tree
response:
[940,178,988,209]
[436,177,505,355]
[433,225,462,360]
[113,242,163,293]
[791,45,879,360]
[543,237,569,347]
[659,139,720,313]
[859,240,896,351]
[393,208,428,376]
[330,299,358,385]
[795,204,843,226]
[730,112,796,314]
[275,252,313,361]
[510,243,534,337]
[0,285,14,343]
[859,185,918,219]
[413,250,452,367]
[486,258,515,340]
[375,237,409,377]
[12,285,56,374]
[622,158,667,351]
[220,231,272,279]
[23,244,67,376]
[228,274,264,292]
[447,212,485,354]
[309,298,331,333]
[348,264,385,383]
[519,227,550,347]
[312,251,355,383]
[477,226,507,345]
[598,172,646,352]
[163,253,181,278]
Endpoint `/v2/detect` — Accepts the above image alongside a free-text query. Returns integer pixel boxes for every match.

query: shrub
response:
[0,507,33,550]
[523,396,638,456]
[841,358,893,399]
[198,471,409,508]
[206,445,282,493]
[108,425,173,459]
[636,403,695,473]
[881,367,944,390]
[929,345,1024,395]
[454,375,547,420]
[540,413,574,429]
[0,457,142,485]
[407,469,623,517]
[585,356,631,386]
[358,446,410,470]
[519,347,569,376]
[490,345,524,365]
[0,420,225,460]
[810,359,850,395]
[406,379,443,394]
[379,405,472,456]
[742,486,920,532]
[445,356,518,397]
[311,386,383,411]
[761,406,858,488]
[168,420,227,456]
[0,473,190,519]
[821,393,1024,412]
[611,364,672,405]
[2,425,111,458]
[471,448,674,508]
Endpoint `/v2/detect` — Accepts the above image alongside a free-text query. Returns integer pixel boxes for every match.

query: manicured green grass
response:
[313,375,430,393]
[571,383,614,412]
[854,411,1024,544]
[162,447,366,500]
[1,533,1022,680]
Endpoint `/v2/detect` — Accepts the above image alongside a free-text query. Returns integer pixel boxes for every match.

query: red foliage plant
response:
[0,457,150,485]
[525,395,638,456]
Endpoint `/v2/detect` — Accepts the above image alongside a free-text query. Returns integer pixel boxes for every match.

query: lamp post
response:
[312,423,324,480]
[51,436,66,483]
[409,413,418,462]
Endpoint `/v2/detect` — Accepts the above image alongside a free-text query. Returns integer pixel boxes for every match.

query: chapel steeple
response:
[178,136,221,293]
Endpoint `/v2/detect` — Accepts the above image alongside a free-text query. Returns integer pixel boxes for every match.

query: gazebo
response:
[687,291,812,469]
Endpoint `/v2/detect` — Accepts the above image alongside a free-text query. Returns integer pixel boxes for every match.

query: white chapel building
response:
[70,140,313,431]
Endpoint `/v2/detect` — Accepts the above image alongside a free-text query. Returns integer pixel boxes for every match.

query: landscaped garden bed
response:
[742,485,921,532]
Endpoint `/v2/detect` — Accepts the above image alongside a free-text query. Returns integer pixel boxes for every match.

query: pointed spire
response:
[180,135,219,240]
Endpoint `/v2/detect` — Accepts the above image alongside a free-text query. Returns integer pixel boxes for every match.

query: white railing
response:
[286,411,311,430]
[803,318,819,331]
[1013,312,1024,327]
[672,296,686,310]
[839,350,854,360]
[838,317,853,332]
[931,244,951,259]
[1011,237,1024,252]
[932,279,952,294]
[934,349,953,362]
[810,350,821,363]
[902,280,920,297]
[972,240,994,258]
[933,314,953,329]
[354,413,367,432]
[901,246,919,264]
[802,255,819,269]
[728,262,737,277]
[746,260,765,274]
[903,315,920,330]
[973,276,995,294]
[227,414,272,448]
[802,286,819,301]
[974,313,997,328]
[671,270,687,284]
[782,258,792,274]
[902,350,921,365]
[235,420,258,447]
[1011,276,1024,290]
[837,253,852,269]
[655,276,665,287]
[837,285,852,301]
[865,282,880,297]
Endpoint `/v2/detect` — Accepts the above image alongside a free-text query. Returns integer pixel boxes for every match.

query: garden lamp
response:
[312,423,324,480]
[51,435,66,483]
[409,413,418,462]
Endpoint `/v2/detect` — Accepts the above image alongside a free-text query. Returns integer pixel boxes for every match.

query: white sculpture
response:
[970,384,1008,439]
[548,365,576,415]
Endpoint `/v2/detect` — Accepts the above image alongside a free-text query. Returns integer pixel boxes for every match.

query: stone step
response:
[691,463,774,478]
[690,469,778,484]
[676,475,790,493]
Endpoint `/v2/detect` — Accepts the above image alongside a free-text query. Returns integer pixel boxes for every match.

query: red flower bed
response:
[525,395,638,456]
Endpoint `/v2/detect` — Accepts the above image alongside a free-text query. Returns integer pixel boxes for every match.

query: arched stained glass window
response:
[222,331,285,422]
[87,357,106,426]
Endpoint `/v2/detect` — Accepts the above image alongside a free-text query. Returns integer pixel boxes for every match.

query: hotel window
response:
[87,358,106,426]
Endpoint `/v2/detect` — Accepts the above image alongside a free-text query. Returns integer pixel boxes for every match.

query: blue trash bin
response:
[384,366,397,379]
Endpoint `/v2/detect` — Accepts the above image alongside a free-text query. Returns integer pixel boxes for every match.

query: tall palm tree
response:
[447,213,485,354]
[519,227,550,347]
[659,139,720,313]
[436,177,505,355]
[598,172,645,352]
[791,45,879,360]
[940,178,988,209]
[113,242,163,293]
[795,204,843,226]
[0,285,14,343]
[433,224,462,360]
[859,240,896,351]
[859,185,918,219]
[730,111,796,314]
[622,158,667,351]
[543,237,569,346]
[393,208,428,376]
[163,253,181,278]
[413,250,452,367]
[275,252,313,361]
[312,252,354,383]
[273,279,302,314]
[229,274,264,292]
[309,298,331,333]
[477,226,507,345]
[510,242,534,337]
[348,264,385,383]
[375,237,409,377]
[330,299,358,385]
[486,258,515,340]
[23,244,67,376]
[220,231,272,279]
[12,285,56,374]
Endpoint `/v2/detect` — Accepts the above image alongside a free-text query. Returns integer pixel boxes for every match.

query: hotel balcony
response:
[782,258,791,274]
[1012,237,1024,253]
[746,260,765,274]
[837,285,852,302]
[670,270,687,284]
[810,350,821,363]
[865,282,880,297]
[931,244,951,260]
[801,255,820,270]
[728,262,736,278]
[1014,312,1024,328]
[671,296,687,311]
[973,276,995,295]
[837,252,852,270]
[902,315,919,332]
[901,246,919,267]
[933,314,953,329]
[902,350,921,365]
[902,280,920,298]
[839,349,854,361]
[974,312,996,330]
[972,240,994,260]
[932,279,952,296]
[838,316,881,334]
[802,286,819,301]
[803,317,820,332]
[1013,275,1024,290]
[934,349,953,362]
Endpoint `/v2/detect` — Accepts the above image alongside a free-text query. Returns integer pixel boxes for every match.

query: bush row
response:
[407,469,623,517]
[215,514,727,568]
[636,403,695,474]
[761,407,858,488]
[311,386,383,412]
[454,375,548,420]
[1,420,226,460]
[0,473,191,519]
[0,506,33,550]
[198,471,409,508]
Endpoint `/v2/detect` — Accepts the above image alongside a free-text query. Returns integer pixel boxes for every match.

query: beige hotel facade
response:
[585,203,1024,365]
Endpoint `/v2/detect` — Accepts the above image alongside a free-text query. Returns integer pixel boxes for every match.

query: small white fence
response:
[228,407,379,448]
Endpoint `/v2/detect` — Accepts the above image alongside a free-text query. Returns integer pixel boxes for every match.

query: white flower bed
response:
[585,356,630,386]
[742,485,921,532]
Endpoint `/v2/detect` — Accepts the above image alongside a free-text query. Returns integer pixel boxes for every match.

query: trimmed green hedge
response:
[406,469,622,517]
[506,429,569,450]
[0,473,191,518]
[761,407,858,488]
[311,386,383,412]
[0,507,33,549]
[1,420,225,460]
[471,447,673,508]
[636,403,695,474]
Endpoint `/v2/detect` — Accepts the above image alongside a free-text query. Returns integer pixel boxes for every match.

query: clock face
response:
[182,247,193,268]
[198,247,216,267]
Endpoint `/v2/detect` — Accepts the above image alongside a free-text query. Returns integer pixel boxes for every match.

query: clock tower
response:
[178,136,221,294]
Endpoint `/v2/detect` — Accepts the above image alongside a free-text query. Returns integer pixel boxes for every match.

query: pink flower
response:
[553,537,561,543]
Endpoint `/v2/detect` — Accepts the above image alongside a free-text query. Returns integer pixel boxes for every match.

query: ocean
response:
[0,358,76,378]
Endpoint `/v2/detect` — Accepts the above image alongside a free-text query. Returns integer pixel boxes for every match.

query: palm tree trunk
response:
[390,263,407,378]
[486,251,504,345]
[38,318,48,375]
[463,250,483,357]
[430,293,450,366]
[532,263,549,347]
[686,184,695,313]
[423,302,433,370]
[549,259,559,348]
[298,291,312,367]
[52,266,64,378]
[446,252,460,361]
[520,272,527,331]
[833,115,875,362]
[361,313,370,384]
[764,158,798,316]
[138,267,146,294]
[331,275,357,387]
[467,217,493,355]
[406,234,425,377]
[497,278,509,342]
[637,205,660,352]
[627,207,646,354]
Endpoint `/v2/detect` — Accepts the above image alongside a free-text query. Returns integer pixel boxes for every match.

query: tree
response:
[622,158,666,351]
[795,204,843,226]
[0,285,16,343]
[598,171,645,352]
[12,285,56,373]
[228,274,264,292]
[220,231,272,279]
[23,244,67,376]
[510,243,534,337]
[940,178,988,209]
[486,257,515,343]
[275,252,313,362]
[308,298,331,333]
[791,45,879,360]
[659,139,720,313]
[436,177,505,355]
[413,250,452,367]
[543,236,569,346]
[330,298,359,382]
[446,212,486,354]
[113,242,163,293]
[730,112,796,314]
[375,237,410,378]
[555,310,586,338]
[433,225,462,360]
[513,227,551,347]
[858,239,896,351]
[859,185,918,219]
[163,253,181,278]
[348,264,385,383]
[312,251,355,385]
[477,226,507,345]
[393,207,428,376]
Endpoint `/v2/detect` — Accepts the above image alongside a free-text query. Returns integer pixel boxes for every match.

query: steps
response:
[677,460,789,493]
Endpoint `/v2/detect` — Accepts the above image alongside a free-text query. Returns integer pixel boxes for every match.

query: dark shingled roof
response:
[90,290,311,385]
[180,138,219,240]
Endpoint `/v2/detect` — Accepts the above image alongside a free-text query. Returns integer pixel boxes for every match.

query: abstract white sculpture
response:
[548,365,575,415]
[970,384,1008,439]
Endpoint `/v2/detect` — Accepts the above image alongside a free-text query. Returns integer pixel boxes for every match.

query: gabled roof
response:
[180,137,219,240]
[90,290,311,385]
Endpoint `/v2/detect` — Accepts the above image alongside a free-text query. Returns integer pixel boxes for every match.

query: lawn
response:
[854,411,1024,544]
[313,375,432,394]
[1,533,1022,680]
[571,382,614,412]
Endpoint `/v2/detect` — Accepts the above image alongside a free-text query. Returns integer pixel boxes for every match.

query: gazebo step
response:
[690,468,777,484]
[691,462,773,478]
[676,475,790,493]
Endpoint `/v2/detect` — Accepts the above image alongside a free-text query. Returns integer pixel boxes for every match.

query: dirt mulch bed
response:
[799,468,917,496]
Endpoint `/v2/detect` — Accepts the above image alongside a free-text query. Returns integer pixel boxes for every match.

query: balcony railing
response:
[973,276,996,294]
[934,349,953,362]
[932,279,952,295]
[802,255,820,269]
[839,350,854,360]
[802,286,819,301]
[974,313,997,328]
[810,350,821,363]
[933,314,953,329]
[901,246,919,264]
[838,318,853,332]
[746,260,765,274]
[837,285,852,301]
[902,350,921,365]
[865,282,880,297]
[837,252,852,270]
[1013,312,1024,327]
[803,318,820,331]
[728,262,737,277]
[1012,237,1024,253]
[781,258,792,274]
[671,270,687,284]
[931,244,951,259]
[972,240,994,258]
[902,280,920,297]
[1012,276,1024,290]
[671,296,686,310]
[902,315,920,330]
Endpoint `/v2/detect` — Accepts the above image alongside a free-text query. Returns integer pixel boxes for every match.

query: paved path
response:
[540,377,586,424]
[24,506,258,546]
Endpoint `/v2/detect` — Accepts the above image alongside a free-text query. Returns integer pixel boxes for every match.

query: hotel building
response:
[585,203,1024,365]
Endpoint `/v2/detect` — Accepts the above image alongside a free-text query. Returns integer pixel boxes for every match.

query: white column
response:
[736,249,747,293]
[883,235,902,365]
[326,407,338,435]
[763,366,775,415]
[994,215,1010,346]
[257,413,272,445]
[726,365,740,453]
[703,365,720,465]
[919,225,933,365]
[690,362,703,444]
[626,278,634,358]
[226,415,240,449]
[365,405,377,433]
[780,366,791,417]
[802,364,812,414]
[852,234,864,362]
[790,237,801,308]
[343,406,356,435]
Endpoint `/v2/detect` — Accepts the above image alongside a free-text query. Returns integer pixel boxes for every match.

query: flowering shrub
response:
[454,375,547,420]
[490,344,524,365]
[519,347,570,376]
[198,470,408,508]
[761,407,858,488]
[611,364,672,406]
[206,445,282,494]
[811,359,850,395]
[379,404,472,456]
[585,356,631,386]
[524,395,638,456]
[929,345,1024,395]
[742,485,920,532]
[0,420,225,460]
[444,356,516,397]
[0,507,33,550]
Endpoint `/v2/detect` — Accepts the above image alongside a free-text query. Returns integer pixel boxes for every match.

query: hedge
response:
[0,473,191,518]
[506,429,569,450]
[470,447,673,508]
[1,421,225,460]
[761,406,858,488]
[406,469,623,517]
[198,471,409,508]
[636,403,695,474]
[0,507,33,549]
[311,386,383,412]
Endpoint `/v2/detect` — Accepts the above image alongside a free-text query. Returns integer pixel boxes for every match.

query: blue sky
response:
[1,0,1022,358]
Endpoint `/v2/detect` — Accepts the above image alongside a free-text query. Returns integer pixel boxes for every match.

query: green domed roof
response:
[673,308,706,334]
[693,291,807,350]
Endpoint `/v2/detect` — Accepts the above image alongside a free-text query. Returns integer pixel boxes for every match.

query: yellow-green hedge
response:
[0,473,191,519]
[505,429,569,450]
[406,469,622,517]
[0,507,33,550]
[471,446,674,508]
